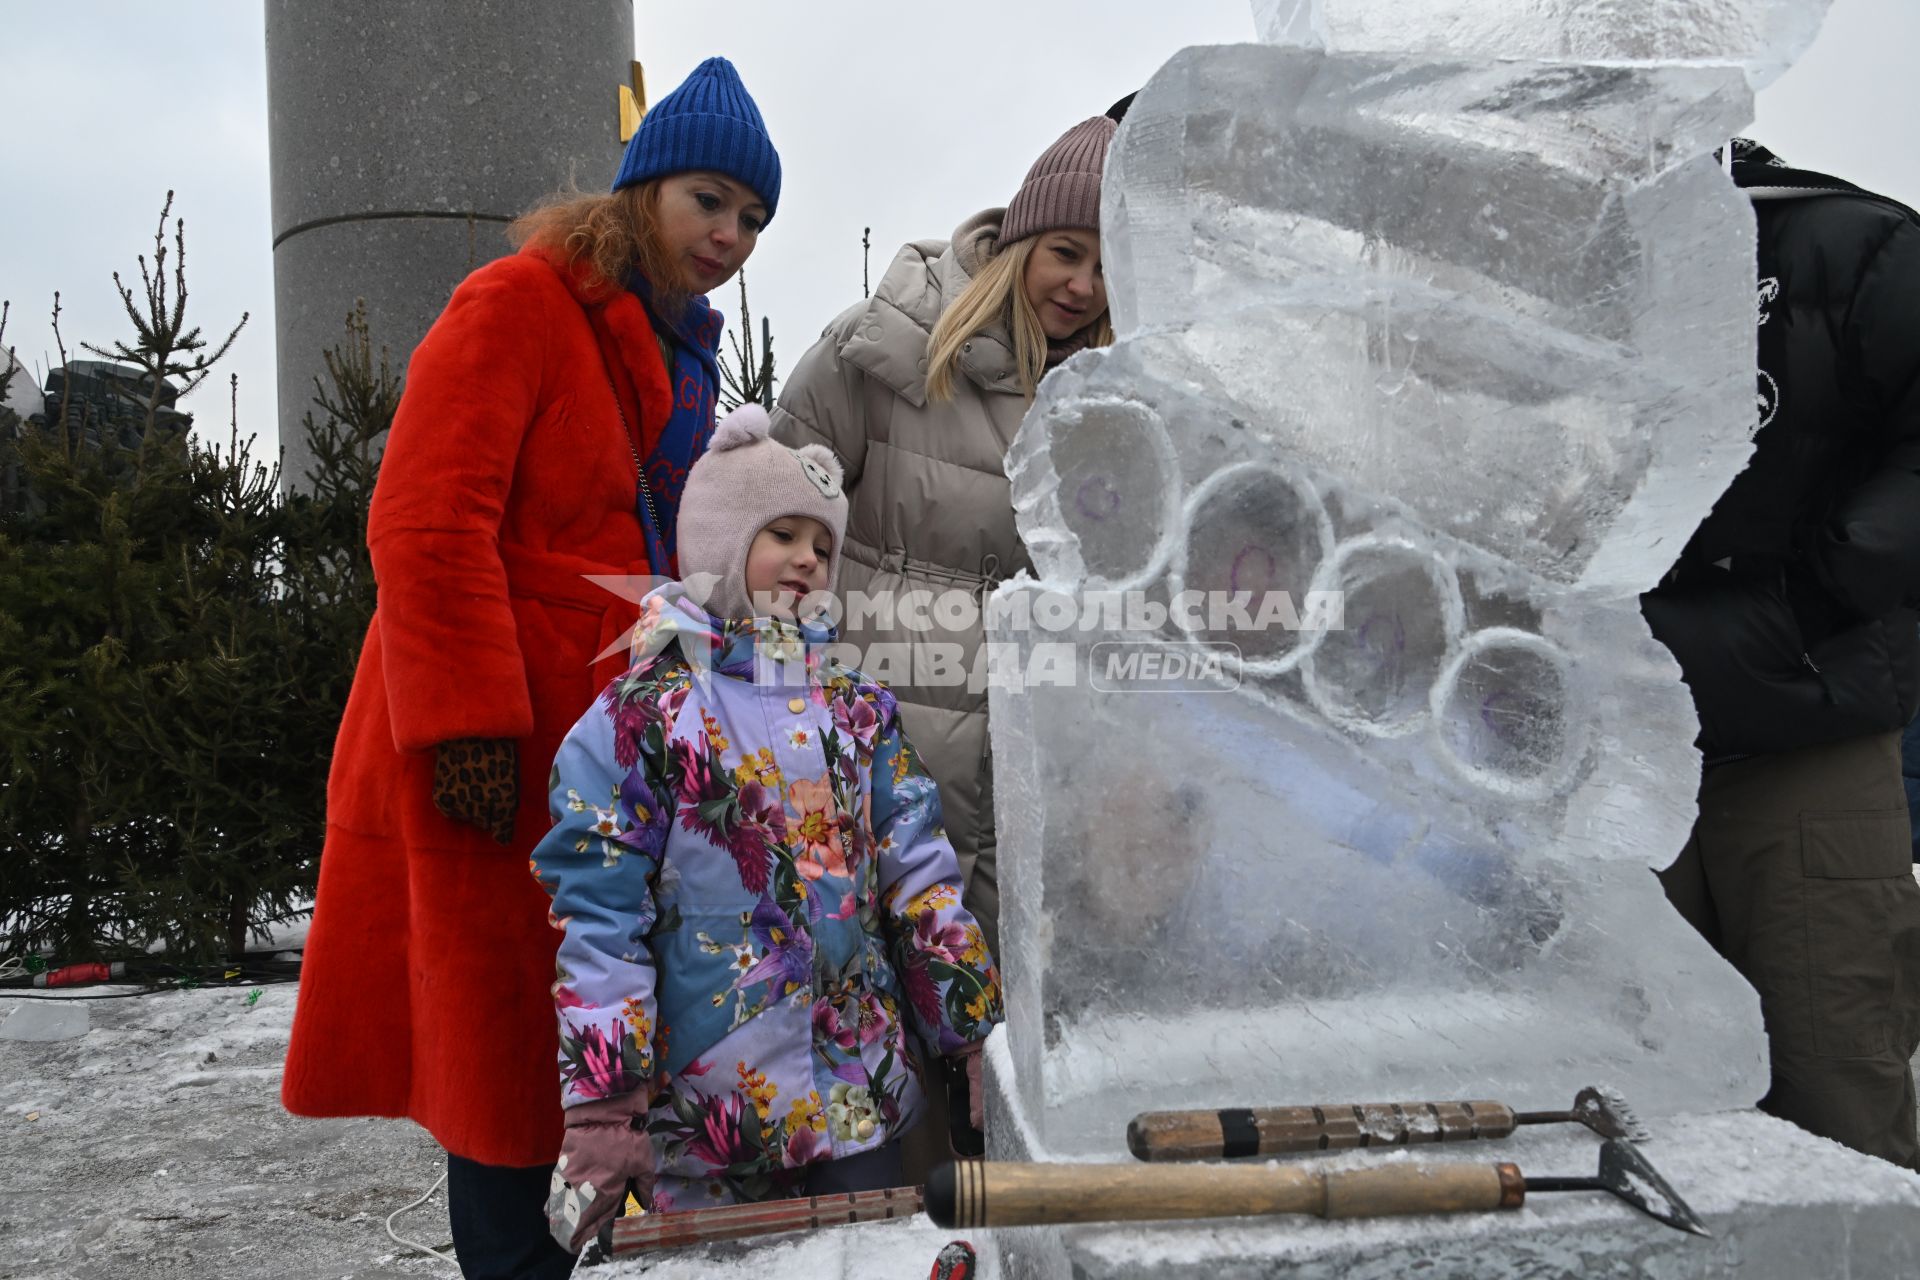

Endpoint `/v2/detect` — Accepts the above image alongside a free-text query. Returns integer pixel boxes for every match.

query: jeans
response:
[445,1153,575,1280]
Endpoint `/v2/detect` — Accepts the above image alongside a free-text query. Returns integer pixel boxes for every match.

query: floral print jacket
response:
[531,586,1001,1208]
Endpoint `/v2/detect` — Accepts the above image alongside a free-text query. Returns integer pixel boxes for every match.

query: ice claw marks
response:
[1010,396,1181,590]
[1432,628,1582,799]
[1014,391,1584,792]
[1172,461,1335,673]
[1300,536,1463,739]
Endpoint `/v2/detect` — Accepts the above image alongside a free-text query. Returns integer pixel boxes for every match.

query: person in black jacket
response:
[1643,140,1920,1170]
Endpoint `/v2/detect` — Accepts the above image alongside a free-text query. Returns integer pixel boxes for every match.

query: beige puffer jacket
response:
[771,211,1029,953]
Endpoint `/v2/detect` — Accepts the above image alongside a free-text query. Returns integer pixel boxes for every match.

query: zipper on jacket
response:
[608,376,665,544]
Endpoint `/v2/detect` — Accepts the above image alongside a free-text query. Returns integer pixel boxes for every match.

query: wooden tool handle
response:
[1127,1101,1519,1161]
[925,1160,1524,1229]
[609,1185,923,1256]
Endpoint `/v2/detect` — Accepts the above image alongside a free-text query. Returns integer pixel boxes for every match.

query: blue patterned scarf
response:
[628,272,725,570]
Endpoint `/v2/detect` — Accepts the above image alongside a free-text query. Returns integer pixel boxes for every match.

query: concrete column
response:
[266,1,633,489]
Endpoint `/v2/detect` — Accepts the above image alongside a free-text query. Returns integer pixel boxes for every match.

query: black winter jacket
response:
[1642,149,1920,762]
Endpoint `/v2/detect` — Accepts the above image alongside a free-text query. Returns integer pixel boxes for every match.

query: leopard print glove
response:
[432,737,519,845]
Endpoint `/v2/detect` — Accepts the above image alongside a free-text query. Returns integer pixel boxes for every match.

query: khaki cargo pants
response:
[1660,730,1920,1169]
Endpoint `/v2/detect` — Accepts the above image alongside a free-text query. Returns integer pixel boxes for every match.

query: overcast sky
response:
[2,1,1913,460]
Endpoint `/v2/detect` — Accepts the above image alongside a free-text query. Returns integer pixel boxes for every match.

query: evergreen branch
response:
[716,273,778,412]
[0,300,12,407]
[78,193,250,433]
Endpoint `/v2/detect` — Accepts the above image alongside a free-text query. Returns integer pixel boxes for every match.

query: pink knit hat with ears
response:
[675,404,848,620]
[1000,115,1118,247]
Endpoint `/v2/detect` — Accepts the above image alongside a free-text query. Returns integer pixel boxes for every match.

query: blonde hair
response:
[508,182,687,317]
[926,238,1114,402]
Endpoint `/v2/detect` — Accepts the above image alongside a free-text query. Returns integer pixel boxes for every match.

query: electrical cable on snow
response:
[1,989,192,1001]
[0,974,304,1000]
[385,1168,460,1267]
[0,951,304,996]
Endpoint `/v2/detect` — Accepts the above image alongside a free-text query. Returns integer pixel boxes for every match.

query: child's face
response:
[744,515,833,618]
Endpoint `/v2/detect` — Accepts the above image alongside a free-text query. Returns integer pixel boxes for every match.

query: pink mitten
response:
[545,1091,656,1254]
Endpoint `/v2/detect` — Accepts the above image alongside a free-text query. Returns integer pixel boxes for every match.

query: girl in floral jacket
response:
[533,405,1001,1252]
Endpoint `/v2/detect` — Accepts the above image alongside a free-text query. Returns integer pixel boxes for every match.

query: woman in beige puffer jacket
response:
[770,117,1117,957]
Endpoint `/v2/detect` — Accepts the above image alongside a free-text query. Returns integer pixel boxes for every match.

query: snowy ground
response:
[0,981,451,1280]
[4,924,1918,1279]
[0,974,981,1280]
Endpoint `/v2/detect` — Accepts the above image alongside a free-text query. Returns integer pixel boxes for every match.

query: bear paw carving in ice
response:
[985,39,1777,1162]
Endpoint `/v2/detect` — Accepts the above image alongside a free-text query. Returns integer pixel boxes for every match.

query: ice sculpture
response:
[994,35,1767,1164]
[1251,0,1831,87]
[980,1,1920,1276]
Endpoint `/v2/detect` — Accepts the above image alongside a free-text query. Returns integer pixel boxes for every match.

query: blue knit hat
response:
[611,56,781,223]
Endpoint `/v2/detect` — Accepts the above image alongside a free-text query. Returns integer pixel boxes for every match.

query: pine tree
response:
[717,272,776,412]
[0,202,390,962]
[0,242,209,956]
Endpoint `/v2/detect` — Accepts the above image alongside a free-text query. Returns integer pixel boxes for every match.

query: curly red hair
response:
[508,182,686,316]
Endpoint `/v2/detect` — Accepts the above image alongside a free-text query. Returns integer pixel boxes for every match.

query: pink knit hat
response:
[1000,115,1118,247]
[676,404,848,620]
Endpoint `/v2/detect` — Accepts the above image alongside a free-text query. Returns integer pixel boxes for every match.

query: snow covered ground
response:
[0,982,449,1279]
[0,975,981,1280]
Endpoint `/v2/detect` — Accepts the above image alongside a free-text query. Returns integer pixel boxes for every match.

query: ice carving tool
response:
[1127,1086,1646,1162]
[926,1141,1708,1237]
[590,1185,925,1261]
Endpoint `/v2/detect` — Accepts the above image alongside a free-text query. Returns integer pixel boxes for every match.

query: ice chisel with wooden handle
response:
[590,1185,925,1261]
[1127,1086,1646,1162]
[926,1140,1707,1237]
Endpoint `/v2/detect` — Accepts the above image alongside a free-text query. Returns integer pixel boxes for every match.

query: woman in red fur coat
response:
[281,57,781,1279]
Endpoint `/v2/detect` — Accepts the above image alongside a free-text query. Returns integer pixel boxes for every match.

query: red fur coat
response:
[282,246,677,1166]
